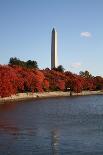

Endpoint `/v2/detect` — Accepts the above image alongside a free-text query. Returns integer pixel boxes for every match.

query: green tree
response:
[26,60,38,69]
[9,57,38,69]
[53,65,65,72]
[79,70,92,78]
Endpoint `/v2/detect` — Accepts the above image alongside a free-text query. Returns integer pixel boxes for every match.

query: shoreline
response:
[0,91,103,103]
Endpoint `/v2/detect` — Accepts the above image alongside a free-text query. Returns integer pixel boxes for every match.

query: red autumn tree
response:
[0,65,18,97]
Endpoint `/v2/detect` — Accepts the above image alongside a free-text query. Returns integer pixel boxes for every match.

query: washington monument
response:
[51,28,58,69]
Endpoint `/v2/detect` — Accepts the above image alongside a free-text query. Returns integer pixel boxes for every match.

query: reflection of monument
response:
[51,28,58,69]
[51,129,60,155]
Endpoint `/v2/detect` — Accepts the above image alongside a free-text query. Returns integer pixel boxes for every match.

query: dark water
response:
[0,95,103,155]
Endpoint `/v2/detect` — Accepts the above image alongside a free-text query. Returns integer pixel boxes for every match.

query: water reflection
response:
[0,103,16,111]
[0,95,103,154]
[51,129,60,155]
[0,122,19,134]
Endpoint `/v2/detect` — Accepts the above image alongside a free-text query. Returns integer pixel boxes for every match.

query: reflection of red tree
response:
[0,103,16,111]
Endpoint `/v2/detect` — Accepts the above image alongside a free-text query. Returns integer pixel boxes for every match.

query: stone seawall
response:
[0,91,103,103]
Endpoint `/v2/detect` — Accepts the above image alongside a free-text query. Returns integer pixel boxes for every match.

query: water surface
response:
[0,95,103,155]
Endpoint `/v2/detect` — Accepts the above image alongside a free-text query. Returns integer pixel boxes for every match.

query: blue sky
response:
[0,0,103,76]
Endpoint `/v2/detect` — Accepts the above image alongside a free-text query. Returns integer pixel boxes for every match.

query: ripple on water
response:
[0,95,103,155]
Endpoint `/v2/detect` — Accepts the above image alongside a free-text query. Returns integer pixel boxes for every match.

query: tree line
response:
[9,57,38,69]
[0,57,103,97]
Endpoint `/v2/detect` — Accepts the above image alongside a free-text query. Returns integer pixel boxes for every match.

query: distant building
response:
[51,28,58,69]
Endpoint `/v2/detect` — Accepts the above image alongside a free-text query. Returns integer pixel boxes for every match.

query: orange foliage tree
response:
[0,64,103,98]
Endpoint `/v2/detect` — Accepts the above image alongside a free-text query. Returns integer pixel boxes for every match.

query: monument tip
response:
[52,28,56,32]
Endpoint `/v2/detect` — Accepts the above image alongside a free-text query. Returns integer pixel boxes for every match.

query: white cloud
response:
[80,32,92,38]
[71,62,82,68]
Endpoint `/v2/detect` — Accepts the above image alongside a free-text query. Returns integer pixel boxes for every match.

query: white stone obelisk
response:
[51,28,58,69]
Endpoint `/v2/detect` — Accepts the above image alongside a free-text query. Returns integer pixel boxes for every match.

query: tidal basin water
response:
[0,95,103,155]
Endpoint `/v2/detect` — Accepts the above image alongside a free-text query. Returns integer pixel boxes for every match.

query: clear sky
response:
[0,0,103,76]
